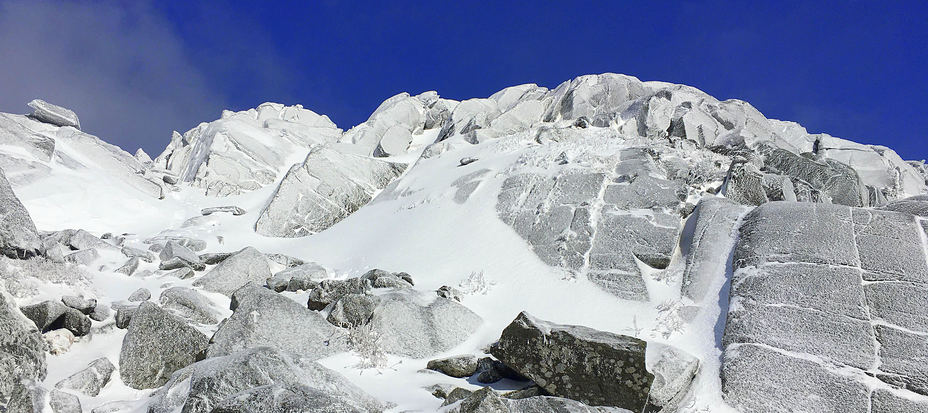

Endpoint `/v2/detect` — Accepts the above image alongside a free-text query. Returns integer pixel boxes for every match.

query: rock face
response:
[0,289,47,402]
[27,99,81,129]
[680,197,749,302]
[192,247,270,296]
[54,357,115,396]
[491,312,697,412]
[119,302,209,389]
[153,102,342,196]
[148,346,384,413]
[255,145,406,237]
[721,202,928,411]
[207,282,341,359]
[496,150,685,301]
[0,168,42,258]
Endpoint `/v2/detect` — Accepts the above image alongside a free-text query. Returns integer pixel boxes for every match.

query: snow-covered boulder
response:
[159,287,220,325]
[147,346,384,413]
[192,246,270,296]
[154,103,342,196]
[254,145,406,237]
[366,291,482,358]
[0,289,47,401]
[207,282,341,359]
[491,312,697,412]
[27,99,80,129]
[119,302,209,389]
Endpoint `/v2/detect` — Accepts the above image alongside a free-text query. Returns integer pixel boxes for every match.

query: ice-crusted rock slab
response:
[154,102,342,196]
[721,202,928,411]
[490,312,697,412]
[496,147,684,301]
[159,287,220,325]
[148,346,385,413]
[27,99,80,129]
[119,302,209,389]
[0,168,42,258]
[680,197,748,302]
[0,289,47,402]
[207,282,341,359]
[255,145,406,237]
[192,246,270,296]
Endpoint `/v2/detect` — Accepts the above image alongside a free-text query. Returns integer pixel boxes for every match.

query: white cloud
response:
[0,1,226,155]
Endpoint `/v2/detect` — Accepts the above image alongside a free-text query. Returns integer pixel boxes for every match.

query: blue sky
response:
[1,1,925,160]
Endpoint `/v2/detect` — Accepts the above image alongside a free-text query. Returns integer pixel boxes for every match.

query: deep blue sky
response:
[1,1,925,160]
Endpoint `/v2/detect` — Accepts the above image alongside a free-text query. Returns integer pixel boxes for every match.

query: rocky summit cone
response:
[0,73,926,412]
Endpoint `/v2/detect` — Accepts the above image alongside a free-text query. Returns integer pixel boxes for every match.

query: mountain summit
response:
[0,74,926,412]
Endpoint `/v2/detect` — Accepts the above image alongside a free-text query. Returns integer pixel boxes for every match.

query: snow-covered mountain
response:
[1,73,927,413]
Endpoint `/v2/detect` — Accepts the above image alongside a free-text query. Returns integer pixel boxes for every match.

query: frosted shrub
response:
[0,256,91,297]
[343,323,387,370]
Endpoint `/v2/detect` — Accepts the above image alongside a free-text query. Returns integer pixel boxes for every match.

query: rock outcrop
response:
[119,302,209,389]
[255,145,406,237]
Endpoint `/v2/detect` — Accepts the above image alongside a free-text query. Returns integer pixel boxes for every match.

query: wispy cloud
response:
[0,1,226,155]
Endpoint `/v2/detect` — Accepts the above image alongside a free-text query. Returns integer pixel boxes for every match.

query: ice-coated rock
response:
[20,300,69,330]
[427,355,479,378]
[880,195,928,217]
[159,287,219,325]
[114,256,139,275]
[148,346,384,413]
[199,251,233,265]
[871,389,928,413]
[119,302,209,389]
[61,295,96,314]
[201,206,246,216]
[113,304,137,329]
[447,387,632,413]
[326,293,379,328]
[208,282,341,359]
[147,235,207,252]
[158,240,202,268]
[89,303,111,322]
[48,389,81,413]
[361,268,414,288]
[0,168,42,258]
[491,312,697,411]
[54,357,115,396]
[27,99,80,129]
[127,288,151,302]
[367,291,482,358]
[154,102,342,196]
[120,245,155,263]
[192,246,270,296]
[64,248,98,265]
[680,197,748,302]
[0,289,47,400]
[7,380,47,413]
[255,145,406,237]
[307,277,372,311]
[266,262,329,292]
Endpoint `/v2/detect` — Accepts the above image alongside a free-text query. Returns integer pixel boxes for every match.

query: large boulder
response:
[254,145,406,237]
[27,99,80,129]
[0,168,41,258]
[0,289,47,403]
[159,287,220,325]
[147,346,384,413]
[119,302,209,389]
[207,282,341,359]
[158,240,204,271]
[491,312,697,412]
[192,247,271,296]
[367,291,482,358]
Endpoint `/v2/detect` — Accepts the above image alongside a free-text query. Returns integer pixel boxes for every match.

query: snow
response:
[4,73,928,411]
